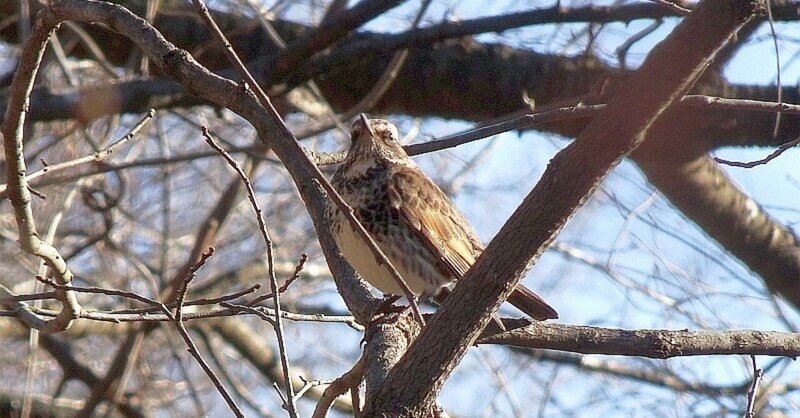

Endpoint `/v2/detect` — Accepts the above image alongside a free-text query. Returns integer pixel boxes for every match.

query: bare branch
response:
[200,48,300,416]
[681,94,800,115]
[187,0,422,325]
[312,355,365,418]
[246,253,307,306]
[480,322,800,358]
[745,355,764,417]
[369,1,761,413]
[1,2,80,334]
[163,248,244,418]
[715,135,800,168]
[272,0,408,78]
[0,109,155,199]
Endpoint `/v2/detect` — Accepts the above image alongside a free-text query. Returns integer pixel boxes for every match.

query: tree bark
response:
[366,0,761,415]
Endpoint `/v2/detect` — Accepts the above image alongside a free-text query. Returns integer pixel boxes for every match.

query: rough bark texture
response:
[362,313,421,406]
[0,0,786,330]
[2,4,798,310]
[641,155,800,304]
[1,0,798,415]
[480,321,800,358]
[2,1,798,149]
[366,0,760,414]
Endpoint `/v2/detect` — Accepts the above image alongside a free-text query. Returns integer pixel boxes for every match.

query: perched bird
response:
[327,114,558,320]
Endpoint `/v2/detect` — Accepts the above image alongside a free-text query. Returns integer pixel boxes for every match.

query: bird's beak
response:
[359,113,376,137]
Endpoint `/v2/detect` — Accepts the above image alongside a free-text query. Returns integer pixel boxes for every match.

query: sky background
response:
[340,1,800,416]
[3,0,800,416]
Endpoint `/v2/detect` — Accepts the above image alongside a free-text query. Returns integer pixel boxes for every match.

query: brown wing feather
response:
[388,167,480,279]
[388,165,559,320]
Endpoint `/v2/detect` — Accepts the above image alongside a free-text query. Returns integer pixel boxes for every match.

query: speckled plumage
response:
[327,115,558,320]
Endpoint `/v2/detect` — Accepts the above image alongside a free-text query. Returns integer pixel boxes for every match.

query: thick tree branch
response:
[2,2,798,151]
[271,0,407,78]
[481,321,800,358]
[640,155,800,306]
[367,1,761,414]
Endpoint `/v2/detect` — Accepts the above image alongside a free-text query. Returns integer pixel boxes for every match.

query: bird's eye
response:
[384,125,399,142]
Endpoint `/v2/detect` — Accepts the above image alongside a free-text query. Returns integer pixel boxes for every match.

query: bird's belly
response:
[332,214,447,296]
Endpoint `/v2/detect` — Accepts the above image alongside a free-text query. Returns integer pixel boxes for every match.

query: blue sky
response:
[4,1,799,415]
[352,2,800,415]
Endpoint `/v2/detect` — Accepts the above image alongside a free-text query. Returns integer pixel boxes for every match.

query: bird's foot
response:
[374,294,404,315]
[361,295,409,346]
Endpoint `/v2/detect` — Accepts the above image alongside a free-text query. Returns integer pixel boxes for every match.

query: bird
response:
[327,114,558,321]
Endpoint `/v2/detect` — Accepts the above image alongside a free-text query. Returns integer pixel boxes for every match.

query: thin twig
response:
[282,253,308,293]
[616,19,663,69]
[179,284,262,309]
[765,0,783,138]
[20,283,261,316]
[164,306,244,417]
[715,135,800,168]
[36,276,162,308]
[0,109,155,198]
[188,0,424,326]
[62,21,118,77]
[110,285,262,315]
[202,126,299,417]
[14,300,364,329]
[307,95,800,167]
[272,382,289,406]
[195,328,274,417]
[220,303,275,326]
[294,376,336,402]
[175,247,215,323]
[405,94,800,158]
[312,355,365,418]
[744,355,764,418]
[406,104,606,156]
[681,95,800,115]
[310,104,605,167]
[18,146,266,197]
[247,253,308,306]
[649,0,691,14]
[0,291,57,303]
[163,248,244,418]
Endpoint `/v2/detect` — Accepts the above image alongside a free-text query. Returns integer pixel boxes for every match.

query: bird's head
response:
[347,114,410,164]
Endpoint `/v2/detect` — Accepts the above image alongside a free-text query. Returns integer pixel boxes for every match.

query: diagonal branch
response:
[44,0,380,323]
[640,155,800,307]
[367,0,762,414]
[190,0,422,324]
[272,0,407,78]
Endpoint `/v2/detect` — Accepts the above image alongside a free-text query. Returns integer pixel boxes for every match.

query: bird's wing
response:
[388,166,483,278]
[388,166,559,320]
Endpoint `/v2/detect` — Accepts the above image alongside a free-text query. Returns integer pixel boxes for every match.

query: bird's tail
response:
[507,285,558,321]
[434,284,558,321]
